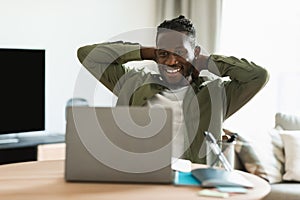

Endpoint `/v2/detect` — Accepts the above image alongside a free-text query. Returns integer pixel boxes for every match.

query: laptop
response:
[65,106,173,184]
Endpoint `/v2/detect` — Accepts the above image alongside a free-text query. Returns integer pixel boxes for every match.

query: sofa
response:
[232,113,300,200]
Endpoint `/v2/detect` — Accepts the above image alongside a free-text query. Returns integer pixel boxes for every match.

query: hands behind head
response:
[191,46,209,80]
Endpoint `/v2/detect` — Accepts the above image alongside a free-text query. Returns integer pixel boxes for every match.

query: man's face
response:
[156,30,195,88]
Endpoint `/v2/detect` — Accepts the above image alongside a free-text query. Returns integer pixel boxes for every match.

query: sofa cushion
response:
[234,135,268,181]
[234,128,284,184]
[275,113,300,130]
[280,130,300,181]
[263,182,300,200]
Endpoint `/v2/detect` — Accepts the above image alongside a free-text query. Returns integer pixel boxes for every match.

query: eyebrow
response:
[157,46,186,50]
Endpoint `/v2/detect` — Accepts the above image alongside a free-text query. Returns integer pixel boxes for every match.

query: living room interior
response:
[1,0,300,199]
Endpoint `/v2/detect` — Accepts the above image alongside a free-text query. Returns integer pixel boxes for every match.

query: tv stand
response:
[0,138,19,145]
[0,133,65,164]
[0,134,21,144]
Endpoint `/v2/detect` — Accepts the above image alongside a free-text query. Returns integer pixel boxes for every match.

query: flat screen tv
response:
[0,48,45,143]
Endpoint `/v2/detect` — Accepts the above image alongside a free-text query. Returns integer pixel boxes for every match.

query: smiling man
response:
[77,15,269,163]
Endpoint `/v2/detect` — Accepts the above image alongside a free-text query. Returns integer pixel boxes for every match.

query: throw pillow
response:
[233,128,284,183]
[280,130,300,181]
[234,135,269,181]
[275,113,300,130]
[269,127,285,165]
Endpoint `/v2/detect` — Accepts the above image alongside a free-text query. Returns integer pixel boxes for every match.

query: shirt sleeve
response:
[77,42,142,95]
[207,55,269,119]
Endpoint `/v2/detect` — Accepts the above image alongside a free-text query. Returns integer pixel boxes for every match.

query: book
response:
[191,168,253,188]
[173,171,201,186]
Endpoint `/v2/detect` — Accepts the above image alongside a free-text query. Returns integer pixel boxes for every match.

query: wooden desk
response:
[0,160,270,200]
[0,134,65,164]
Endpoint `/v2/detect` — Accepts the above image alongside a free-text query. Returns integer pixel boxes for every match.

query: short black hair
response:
[156,15,196,46]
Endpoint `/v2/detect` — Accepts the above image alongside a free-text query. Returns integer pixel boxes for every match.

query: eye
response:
[158,50,168,58]
[175,49,187,56]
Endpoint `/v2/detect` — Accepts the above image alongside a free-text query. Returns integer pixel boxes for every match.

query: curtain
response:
[155,0,222,54]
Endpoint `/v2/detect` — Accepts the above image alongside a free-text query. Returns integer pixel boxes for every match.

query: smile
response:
[165,67,182,74]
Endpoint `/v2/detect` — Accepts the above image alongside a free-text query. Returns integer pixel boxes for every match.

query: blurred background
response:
[1,0,299,139]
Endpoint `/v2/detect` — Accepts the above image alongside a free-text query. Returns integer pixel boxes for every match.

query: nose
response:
[164,54,178,66]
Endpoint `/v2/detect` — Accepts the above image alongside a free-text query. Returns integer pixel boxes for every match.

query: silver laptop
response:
[65,106,173,184]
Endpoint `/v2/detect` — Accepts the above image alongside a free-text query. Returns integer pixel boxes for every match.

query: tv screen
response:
[0,48,45,135]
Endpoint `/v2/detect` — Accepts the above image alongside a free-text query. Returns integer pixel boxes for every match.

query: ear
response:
[191,46,201,80]
[194,45,201,57]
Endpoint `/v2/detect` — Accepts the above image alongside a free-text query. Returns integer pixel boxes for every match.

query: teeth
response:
[166,68,181,73]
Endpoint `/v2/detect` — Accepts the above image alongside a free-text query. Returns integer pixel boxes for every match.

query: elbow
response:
[77,44,97,64]
[252,67,269,93]
[77,47,86,64]
[258,67,269,88]
[77,45,95,63]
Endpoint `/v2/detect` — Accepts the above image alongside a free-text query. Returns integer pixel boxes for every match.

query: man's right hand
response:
[140,47,156,61]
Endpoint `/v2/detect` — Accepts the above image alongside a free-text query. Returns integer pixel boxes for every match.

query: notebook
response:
[191,168,254,188]
[65,106,174,184]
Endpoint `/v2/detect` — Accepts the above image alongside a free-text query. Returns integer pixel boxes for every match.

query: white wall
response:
[219,0,300,141]
[0,0,156,134]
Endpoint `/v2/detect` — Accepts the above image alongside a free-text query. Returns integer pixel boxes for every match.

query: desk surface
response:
[0,160,270,200]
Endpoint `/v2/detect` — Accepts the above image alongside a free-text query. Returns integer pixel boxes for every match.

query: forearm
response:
[77,42,142,65]
[207,55,269,84]
[77,41,142,94]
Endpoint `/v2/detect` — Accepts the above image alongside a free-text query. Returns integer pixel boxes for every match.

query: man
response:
[77,15,268,164]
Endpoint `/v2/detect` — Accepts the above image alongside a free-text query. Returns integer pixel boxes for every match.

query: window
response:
[219,0,300,132]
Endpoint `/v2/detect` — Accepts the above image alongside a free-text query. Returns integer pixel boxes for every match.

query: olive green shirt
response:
[77,42,269,164]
